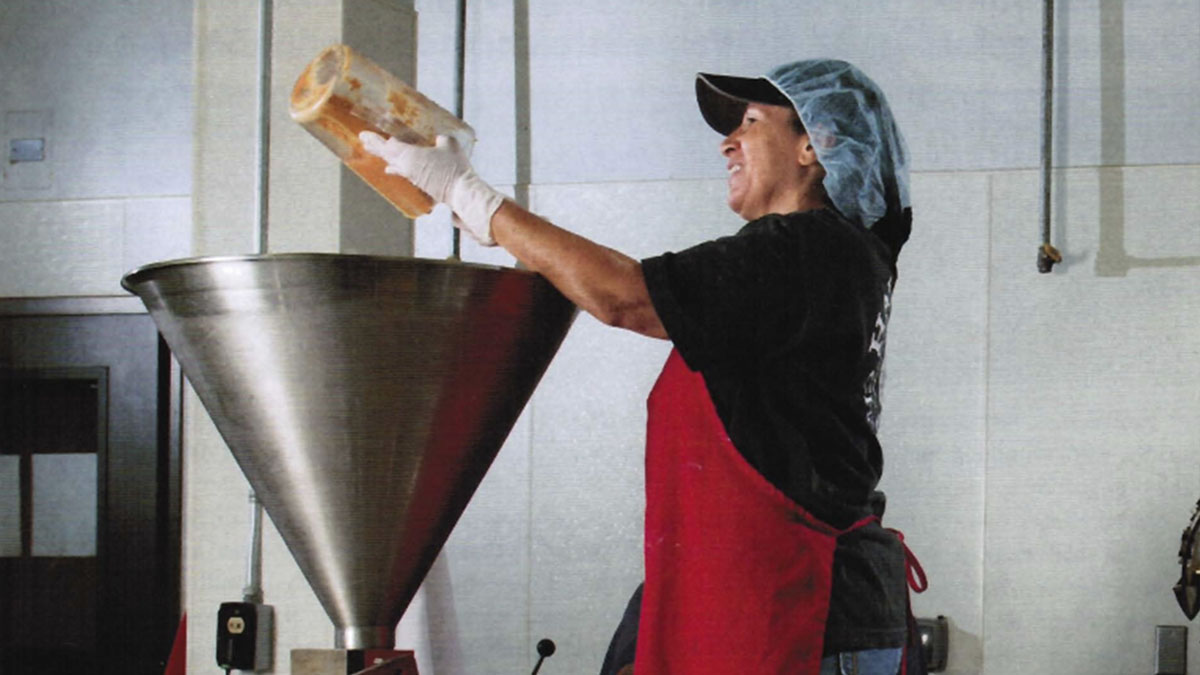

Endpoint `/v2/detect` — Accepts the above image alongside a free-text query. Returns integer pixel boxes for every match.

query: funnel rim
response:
[120,253,521,294]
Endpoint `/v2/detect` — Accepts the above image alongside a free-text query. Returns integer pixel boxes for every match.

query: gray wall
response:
[5,1,1200,674]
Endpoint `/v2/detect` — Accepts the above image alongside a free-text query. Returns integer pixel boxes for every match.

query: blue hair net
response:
[696,59,910,230]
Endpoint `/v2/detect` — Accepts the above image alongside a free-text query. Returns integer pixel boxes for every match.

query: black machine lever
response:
[531,638,556,674]
[1175,498,1200,619]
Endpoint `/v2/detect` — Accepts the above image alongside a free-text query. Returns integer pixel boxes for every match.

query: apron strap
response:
[836,514,881,536]
[888,529,928,675]
[889,528,928,593]
[835,519,928,593]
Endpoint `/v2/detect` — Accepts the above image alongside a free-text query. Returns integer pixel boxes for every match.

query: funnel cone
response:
[122,254,575,648]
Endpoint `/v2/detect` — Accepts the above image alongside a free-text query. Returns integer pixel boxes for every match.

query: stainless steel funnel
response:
[122,254,575,649]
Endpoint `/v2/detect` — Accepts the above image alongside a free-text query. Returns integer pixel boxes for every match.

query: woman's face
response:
[720,102,814,221]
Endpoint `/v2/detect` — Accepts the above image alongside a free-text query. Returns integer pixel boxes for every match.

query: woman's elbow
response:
[599,302,669,340]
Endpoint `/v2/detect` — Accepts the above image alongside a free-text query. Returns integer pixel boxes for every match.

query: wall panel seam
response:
[980,170,995,673]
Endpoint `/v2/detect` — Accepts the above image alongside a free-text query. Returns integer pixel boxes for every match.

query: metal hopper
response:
[122,254,575,650]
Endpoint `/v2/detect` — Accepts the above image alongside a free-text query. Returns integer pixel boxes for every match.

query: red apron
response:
[634,349,899,674]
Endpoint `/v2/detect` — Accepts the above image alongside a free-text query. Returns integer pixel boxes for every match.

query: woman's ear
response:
[796,132,820,167]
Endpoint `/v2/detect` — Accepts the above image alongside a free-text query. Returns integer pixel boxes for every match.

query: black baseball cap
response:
[695,72,794,136]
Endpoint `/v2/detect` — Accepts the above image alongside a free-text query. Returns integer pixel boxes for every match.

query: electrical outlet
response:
[217,602,274,671]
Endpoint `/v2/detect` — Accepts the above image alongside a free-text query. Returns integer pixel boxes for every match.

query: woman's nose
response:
[721,133,737,156]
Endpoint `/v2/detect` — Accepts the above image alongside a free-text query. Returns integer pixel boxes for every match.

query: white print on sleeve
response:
[862,278,894,432]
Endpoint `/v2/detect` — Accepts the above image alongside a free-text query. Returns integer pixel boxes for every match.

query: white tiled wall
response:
[419,0,1200,187]
[0,1,193,296]
[0,197,191,296]
[985,166,1200,674]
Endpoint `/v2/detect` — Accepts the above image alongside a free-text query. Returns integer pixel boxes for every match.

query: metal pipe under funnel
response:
[122,254,576,649]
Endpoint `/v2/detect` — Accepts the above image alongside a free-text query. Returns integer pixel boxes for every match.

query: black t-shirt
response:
[640,207,910,654]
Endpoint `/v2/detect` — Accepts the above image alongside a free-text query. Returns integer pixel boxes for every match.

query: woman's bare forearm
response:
[490,200,667,339]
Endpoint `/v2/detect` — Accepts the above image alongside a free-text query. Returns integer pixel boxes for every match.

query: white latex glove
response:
[359,131,505,246]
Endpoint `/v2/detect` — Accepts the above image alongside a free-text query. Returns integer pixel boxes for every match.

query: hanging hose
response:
[1037,0,1062,273]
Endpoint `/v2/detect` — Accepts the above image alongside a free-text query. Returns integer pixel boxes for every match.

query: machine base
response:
[292,649,419,675]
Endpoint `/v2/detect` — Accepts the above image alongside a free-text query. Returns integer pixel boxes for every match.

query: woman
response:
[362,58,922,675]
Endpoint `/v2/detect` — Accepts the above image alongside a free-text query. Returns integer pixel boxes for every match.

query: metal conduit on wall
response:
[449,0,534,260]
[1038,0,1062,273]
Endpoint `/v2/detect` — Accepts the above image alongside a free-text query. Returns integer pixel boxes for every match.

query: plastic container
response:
[290,44,476,218]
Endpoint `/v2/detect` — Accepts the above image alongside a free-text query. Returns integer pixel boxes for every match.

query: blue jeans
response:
[819,648,903,675]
